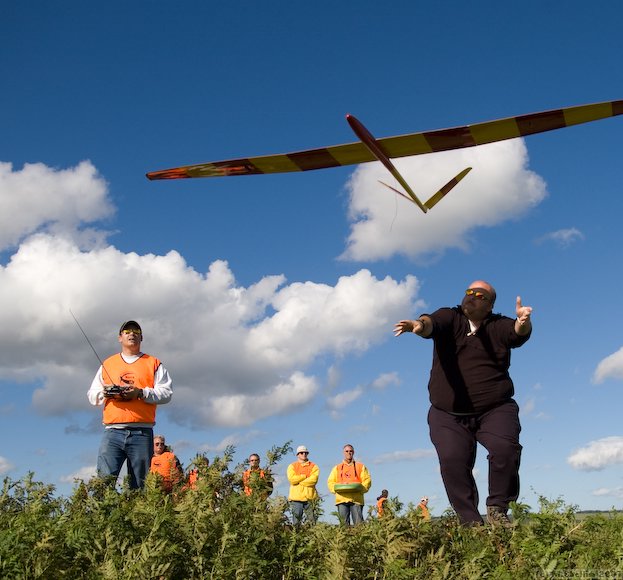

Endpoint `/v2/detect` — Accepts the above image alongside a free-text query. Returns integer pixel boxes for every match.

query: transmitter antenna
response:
[69,309,117,387]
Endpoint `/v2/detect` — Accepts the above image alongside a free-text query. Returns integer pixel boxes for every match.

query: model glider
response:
[146,99,623,213]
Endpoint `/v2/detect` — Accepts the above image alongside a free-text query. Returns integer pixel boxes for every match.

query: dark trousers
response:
[428,400,522,524]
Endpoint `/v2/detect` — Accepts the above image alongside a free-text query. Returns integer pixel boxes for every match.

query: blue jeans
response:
[290,500,316,526]
[97,427,153,489]
[337,502,364,525]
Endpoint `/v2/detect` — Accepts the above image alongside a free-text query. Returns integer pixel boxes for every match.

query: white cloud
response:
[373,449,435,464]
[0,161,113,251]
[535,227,584,248]
[327,386,364,412]
[173,373,320,428]
[593,347,623,383]
[59,465,96,483]
[327,365,341,390]
[521,397,536,415]
[0,235,419,428]
[0,456,15,475]
[340,139,547,261]
[370,372,401,390]
[326,371,402,419]
[198,431,262,453]
[592,487,623,499]
[246,270,420,365]
[567,436,623,471]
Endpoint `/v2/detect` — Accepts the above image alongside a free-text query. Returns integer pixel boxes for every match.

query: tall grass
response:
[2,447,623,579]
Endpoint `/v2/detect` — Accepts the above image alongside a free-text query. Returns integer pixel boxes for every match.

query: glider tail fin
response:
[424,167,472,210]
[378,180,416,202]
[379,167,472,210]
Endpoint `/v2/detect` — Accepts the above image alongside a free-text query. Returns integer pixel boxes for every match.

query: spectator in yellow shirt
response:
[327,444,371,525]
[287,445,319,526]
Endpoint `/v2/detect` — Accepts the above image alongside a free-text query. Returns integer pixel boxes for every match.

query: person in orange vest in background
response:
[417,496,431,520]
[186,454,209,490]
[376,489,389,517]
[327,444,372,525]
[287,445,319,526]
[87,320,173,489]
[149,434,182,492]
[242,453,273,498]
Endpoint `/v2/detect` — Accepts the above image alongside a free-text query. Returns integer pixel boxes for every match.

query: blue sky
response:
[2,1,623,518]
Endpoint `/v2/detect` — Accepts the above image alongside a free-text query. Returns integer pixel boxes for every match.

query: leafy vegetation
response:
[2,446,623,579]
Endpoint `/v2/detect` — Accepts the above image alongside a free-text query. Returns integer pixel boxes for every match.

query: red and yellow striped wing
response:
[146,100,623,181]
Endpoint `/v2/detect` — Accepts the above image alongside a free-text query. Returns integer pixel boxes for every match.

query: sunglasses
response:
[465,289,490,302]
[121,329,142,335]
[298,451,309,455]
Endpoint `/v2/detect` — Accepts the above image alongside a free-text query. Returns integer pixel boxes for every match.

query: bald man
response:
[394,280,532,526]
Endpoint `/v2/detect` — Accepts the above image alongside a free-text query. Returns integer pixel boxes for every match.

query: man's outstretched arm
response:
[394,315,432,338]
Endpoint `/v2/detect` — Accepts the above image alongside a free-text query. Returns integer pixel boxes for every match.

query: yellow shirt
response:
[327,461,371,505]
[287,461,319,502]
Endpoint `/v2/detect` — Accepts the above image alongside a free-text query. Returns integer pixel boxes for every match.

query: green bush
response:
[2,450,623,579]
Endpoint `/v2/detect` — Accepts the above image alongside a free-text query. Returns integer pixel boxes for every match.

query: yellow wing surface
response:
[146,100,623,181]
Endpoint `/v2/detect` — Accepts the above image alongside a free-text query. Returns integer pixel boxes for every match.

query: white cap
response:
[296,445,309,454]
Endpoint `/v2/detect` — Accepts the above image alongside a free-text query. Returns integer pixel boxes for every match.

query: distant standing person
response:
[394,280,532,526]
[150,435,182,492]
[327,444,372,525]
[287,445,319,526]
[376,489,389,518]
[87,320,173,489]
[242,453,273,498]
[185,455,209,491]
[417,496,431,521]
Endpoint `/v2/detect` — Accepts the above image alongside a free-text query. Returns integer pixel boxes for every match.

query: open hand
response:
[394,320,416,336]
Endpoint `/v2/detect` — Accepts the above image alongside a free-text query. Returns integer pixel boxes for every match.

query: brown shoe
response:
[486,505,512,528]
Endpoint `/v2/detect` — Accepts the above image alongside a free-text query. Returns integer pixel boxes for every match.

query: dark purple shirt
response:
[423,306,531,414]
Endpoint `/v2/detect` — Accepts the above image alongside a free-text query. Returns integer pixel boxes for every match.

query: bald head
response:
[468,280,496,305]
[462,280,495,322]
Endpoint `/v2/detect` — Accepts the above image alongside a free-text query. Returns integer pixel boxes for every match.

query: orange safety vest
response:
[291,461,316,479]
[417,502,431,520]
[377,496,387,517]
[187,469,199,490]
[101,353,161,425]
[243,468,267,496]
[150,451,181,491]
[336,461,362,483]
